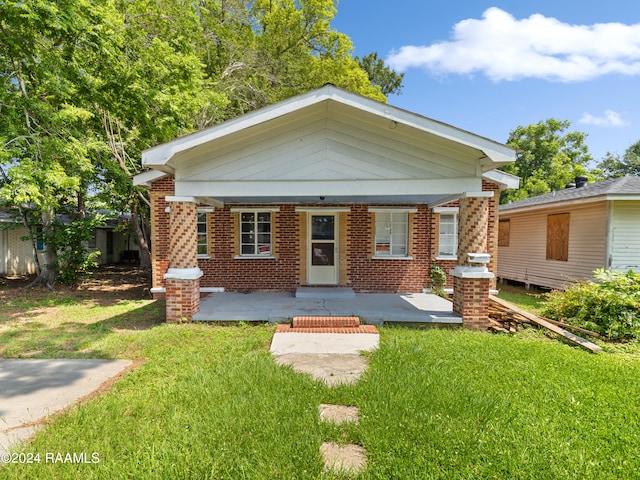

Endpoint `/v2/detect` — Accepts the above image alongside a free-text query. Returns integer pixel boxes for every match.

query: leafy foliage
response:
[1,0,394,285]
[356,52,404,96]
[542,269,640,339]
[598,139,640,178]
[429,264,447,297]
[500,119,600,203]
[46,215,106,286]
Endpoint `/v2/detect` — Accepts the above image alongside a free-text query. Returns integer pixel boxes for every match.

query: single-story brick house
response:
[134,85,518,328]
[498,176,640,290]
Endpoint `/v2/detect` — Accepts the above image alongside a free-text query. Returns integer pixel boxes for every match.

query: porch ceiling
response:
[194,193,460,207]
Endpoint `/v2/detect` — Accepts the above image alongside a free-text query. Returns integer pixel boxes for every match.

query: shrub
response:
[542,269,640,340]
[429,264,447,297]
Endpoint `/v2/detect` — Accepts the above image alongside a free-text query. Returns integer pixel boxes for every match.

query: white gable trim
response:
[142,85,516,170]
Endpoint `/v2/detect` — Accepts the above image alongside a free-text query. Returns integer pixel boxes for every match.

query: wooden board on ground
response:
[489,296,602,353]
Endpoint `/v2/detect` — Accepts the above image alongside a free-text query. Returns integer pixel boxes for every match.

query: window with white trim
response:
[438,213,458,257]
[375,212,408,257]
[197,212,208,256]
[240,212,272,256]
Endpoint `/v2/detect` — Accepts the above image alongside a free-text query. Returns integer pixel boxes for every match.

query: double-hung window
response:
[434,207,458,258]
[240,212,272,256]
[372,210,411,257]
[197,212,208,256]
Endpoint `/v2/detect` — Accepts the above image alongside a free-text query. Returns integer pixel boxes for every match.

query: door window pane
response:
[311,215,335,240]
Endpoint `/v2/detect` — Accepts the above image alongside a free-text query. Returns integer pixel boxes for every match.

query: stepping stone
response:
[320,442,367,474]
[319,404,359,424]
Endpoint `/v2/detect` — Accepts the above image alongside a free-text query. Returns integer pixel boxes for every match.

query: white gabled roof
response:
[141,84,516,172]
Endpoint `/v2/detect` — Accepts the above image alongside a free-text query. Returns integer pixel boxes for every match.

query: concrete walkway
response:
[195,291,461,324]
[0,359,133,454]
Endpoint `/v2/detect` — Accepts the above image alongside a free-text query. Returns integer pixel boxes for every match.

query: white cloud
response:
[579,110,629,127]
[387,7,640,82]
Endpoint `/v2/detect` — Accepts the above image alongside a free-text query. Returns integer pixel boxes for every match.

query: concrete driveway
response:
[0,359,133,454]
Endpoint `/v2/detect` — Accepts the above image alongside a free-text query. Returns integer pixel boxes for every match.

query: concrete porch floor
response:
[192,291,462,325]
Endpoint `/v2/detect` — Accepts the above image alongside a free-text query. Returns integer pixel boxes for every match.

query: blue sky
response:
[332,1,640,162]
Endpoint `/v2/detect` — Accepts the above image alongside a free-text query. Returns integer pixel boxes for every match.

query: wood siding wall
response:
[609,200,640,272]
[498,201,607,290]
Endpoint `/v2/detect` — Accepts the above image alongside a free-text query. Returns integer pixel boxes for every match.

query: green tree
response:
[90,0,225,270]
[356,52,404,96]
[1,0,390,284]
[500,119,597,203]
[0,0,119,287]
[209,0,386,116]
[598,140,640,178]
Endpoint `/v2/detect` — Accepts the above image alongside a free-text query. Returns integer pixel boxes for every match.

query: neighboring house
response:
[0,212,139,276]
[498,176,640,290]
[134,85,518,328]
[0,211,43,276]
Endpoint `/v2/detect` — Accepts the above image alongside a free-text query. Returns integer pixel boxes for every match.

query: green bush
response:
[429,264,447,297]
[542,269,640,340]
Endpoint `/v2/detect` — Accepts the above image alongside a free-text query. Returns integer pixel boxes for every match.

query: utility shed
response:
[498,176,640,290]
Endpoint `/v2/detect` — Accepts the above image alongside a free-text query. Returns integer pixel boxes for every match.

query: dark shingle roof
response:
[500,176,640,211]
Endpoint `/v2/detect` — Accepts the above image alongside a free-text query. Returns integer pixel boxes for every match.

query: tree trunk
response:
[131,200,151,270]
[29,209,56,289]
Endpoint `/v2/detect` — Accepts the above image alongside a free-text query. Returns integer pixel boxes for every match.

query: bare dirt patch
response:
[320,442,367,475]
[0,265,151,301]
[319,404,359,424]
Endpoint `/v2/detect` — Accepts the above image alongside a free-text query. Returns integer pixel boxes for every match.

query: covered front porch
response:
[193,289,461,325]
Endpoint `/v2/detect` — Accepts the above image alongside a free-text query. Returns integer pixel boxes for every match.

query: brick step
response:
[292,316,360,328]
[276,324,378,334]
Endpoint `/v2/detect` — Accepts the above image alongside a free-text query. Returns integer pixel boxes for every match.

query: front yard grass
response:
[2,274,640,479]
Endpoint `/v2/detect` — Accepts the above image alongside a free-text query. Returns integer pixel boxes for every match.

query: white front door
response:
[308,214,338,285]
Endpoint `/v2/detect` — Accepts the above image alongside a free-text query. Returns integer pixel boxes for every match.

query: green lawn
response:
[494,282,547,315]
[2,283,640,479]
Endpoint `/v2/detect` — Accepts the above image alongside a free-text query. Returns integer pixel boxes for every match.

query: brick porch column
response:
[164,196,202,322]
[450,193,494,330]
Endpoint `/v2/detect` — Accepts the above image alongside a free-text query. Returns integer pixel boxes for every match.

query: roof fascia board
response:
[500,195,609,214]
[482,169,520,190]
[133,170,169,187]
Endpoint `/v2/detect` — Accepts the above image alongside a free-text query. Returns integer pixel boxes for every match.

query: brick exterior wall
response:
[450,179,502,329]
[150,177,173,293]
[169,201,199,269]
[198,205,300,290]
[345,205,429,292]
[457,195,489,265]
[148,176,503,326]
[484,179,500,290]
[195,204,432,292]
[166,277,200,322]
[452,276,492,329]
